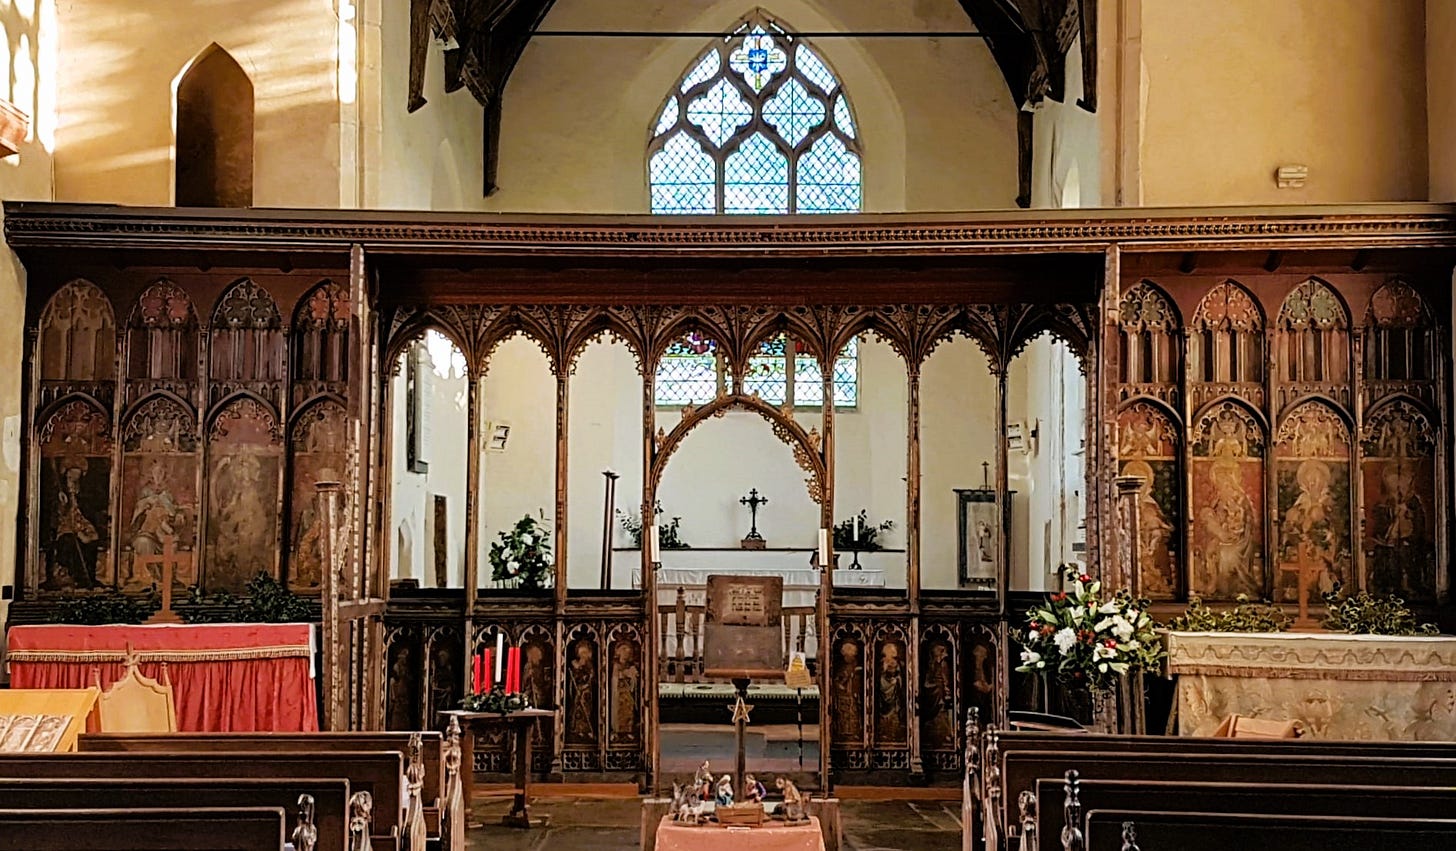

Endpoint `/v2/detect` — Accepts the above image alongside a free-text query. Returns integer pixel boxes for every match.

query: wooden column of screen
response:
[1096,245,1124,589]
[554,373,568,613]
[906,362,923,776]
[642,367,660,794]
[818,351,834,791]
[462,366,482,696]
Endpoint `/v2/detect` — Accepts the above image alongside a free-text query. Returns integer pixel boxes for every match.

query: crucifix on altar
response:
[137,537,193,625]
[1279,539,1327,631]
[739,488,768,550]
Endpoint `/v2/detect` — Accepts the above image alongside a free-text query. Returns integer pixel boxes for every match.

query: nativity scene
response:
[1,1,1456,850]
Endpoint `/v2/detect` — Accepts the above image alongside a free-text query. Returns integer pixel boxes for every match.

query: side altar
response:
[1166,631,1456,741]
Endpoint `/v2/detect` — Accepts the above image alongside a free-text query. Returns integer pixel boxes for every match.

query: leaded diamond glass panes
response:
[656,338,719,405]
[649,133,715,215]
[764,77,823,147]
[648,12,862,214]
[728,29,788,93]
[724,133,789,214]
[795,338,859,408]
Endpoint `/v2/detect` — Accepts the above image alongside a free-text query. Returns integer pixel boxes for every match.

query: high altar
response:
[1167,631,1456,741]
[3,202,1454,791]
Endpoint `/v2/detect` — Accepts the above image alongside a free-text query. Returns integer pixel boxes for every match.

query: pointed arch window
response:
[654,333,859,408]
[649,13,862,214]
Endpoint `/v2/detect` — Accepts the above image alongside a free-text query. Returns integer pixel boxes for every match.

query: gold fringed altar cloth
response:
[1166,631,1456,741]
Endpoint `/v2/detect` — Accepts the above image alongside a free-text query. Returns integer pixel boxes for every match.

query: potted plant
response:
[617,501,690,549]
[489,514,554,590]
[833,509,893,551]
[1016,564,1163,730]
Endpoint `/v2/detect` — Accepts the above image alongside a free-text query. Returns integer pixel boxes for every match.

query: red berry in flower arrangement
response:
[1079,574,1092,583]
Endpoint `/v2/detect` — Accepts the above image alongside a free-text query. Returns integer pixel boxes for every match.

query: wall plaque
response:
[703,574,784,679]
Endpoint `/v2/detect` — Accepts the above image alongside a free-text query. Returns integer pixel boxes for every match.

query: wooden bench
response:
[0,777,350,851]
[1083,809,1456,851]
[79,731,445,842]
[1030,776,1456,851]
[0,807,288,850]
[0,751,403,849]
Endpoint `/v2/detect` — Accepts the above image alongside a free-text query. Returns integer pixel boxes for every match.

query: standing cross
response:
[137,537,192,625]
[739,489,768,542]
[1278,539,1326,631]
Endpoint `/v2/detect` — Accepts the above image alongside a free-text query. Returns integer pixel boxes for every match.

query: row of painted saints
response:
[33,277,350,595]
[1116,276,1441,603]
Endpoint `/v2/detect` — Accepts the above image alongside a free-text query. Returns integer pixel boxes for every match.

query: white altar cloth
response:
[635,567,883,608]
[1165,630,1456,741]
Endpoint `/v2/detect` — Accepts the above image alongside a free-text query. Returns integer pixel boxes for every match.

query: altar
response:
[1165,631,1456,741]
[655,817,826,851]
[5,623,318,732]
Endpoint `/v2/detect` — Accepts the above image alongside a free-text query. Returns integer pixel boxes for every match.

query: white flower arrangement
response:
[1016,564,1164,694]
[488,514,553,590]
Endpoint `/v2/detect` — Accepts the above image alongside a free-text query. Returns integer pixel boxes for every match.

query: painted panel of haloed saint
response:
[37,400,112,592]
[205,397,282,593]
[288,399,347,592]
[1117,401,1180,599]
[1274,401,1353,603]
[1361,400,1437,602]
[1190,401,1266,600]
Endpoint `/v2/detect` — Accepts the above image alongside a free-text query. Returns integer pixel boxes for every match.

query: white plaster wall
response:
[920,336,996,589]
[566,340,643,588]
[478,336,557,579]
[1031,36,1102,209]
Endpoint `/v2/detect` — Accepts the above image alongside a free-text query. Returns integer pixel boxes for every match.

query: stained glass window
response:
[655,334,859,408]
[649,13,862,215]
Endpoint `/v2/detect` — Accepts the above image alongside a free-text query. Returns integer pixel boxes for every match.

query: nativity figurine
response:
[776,776,807,824]
[744,773,767,804]
[714,774,735,807]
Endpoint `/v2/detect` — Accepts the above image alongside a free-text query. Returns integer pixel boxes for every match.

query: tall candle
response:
[854,515,861,542]
[495,633,505,683]
[483,649,494,692]
[472,652,481,694]
[818,528,829,567]
[649,524,661,563]
[507,647,521,694]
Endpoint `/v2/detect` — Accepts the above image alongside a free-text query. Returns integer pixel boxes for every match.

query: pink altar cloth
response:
[655,817,826,851]
[5,623,318,732]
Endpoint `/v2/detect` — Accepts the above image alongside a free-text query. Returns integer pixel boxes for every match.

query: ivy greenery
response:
[182,572,315,624]
[461,685,533,715]
[1164,596,1292,633]
[1321,584,1438,636]
[47,587,160,625]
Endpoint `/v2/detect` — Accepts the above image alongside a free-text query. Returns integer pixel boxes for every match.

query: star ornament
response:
[729,695,754,724]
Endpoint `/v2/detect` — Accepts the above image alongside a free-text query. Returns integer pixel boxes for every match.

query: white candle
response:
[854,515,861,541]
[494,633,504,683]
[649,524,661,563]
[818,528,829,567]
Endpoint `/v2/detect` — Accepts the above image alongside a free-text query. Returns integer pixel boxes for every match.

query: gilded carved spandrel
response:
[702,575,785,679]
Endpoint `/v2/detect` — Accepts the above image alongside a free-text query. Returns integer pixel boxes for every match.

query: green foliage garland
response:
[1321,584,1439,636]
[1165,595,1292,633]
[181,572,315,624]
[461,685,532,714]
[47,587,160,625]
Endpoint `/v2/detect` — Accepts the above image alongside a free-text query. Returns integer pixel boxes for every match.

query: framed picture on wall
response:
[956,488,1006,592]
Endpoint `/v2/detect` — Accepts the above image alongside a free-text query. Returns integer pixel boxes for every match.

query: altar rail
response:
[658,587,816,683]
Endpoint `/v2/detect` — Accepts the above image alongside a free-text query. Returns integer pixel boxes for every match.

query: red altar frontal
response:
[5,623,318,732]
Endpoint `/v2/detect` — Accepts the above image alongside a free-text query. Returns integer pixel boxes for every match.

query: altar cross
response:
[739,489,768,542]
[138,537,192,625]
[1279,539,1326,631]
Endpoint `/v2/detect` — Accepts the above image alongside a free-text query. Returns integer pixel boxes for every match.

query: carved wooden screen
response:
[209,278,285,410]
[38,280,116,409]
[204,397,284,593]
[1275,279,1351,410]
[829,624,868,766]
[288,399,347,592]
[1273,400,1353,602]
[1188,280,1264,411]
[35,400,112,592]
[118,396,200,593]
[1189,400,1266,599]
[1361,400,1437,602]
[292,280,350,407]
[1117,282,1180,406]
[125,281,200,408]
[1116,401,1180,599]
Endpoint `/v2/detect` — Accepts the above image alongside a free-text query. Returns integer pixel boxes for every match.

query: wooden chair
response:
[94,651,178,733]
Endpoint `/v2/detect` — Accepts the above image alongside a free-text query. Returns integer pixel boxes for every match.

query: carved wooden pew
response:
[998,751,1456,851]
[0,777,350,851]
[973,728,1456,850]
[1083,809,1456,851]
[79,731,444,839]
[0,751,404,850]
[1030,776,1456,851]
[0,807,288,850]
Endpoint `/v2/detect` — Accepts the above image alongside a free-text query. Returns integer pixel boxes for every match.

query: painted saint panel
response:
[565,634,599,746]
[204,397,283,593]
[873,634,908,747]
[829,632,865,748]
[1361,401,1437,601]
[1116,402,1180,598]
[1274,401,1352,603]
[288,400,347,592]
[1190,401,1266,599]
[608,633,643,748]
[385,629,422,732]
[37,400,112,591]
[918,631,956,752]
[118,396,199,592]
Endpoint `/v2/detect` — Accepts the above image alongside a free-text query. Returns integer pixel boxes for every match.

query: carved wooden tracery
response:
[1276,279,1351,411]
[1117,281,1180,405]
[1189,280,1264,410]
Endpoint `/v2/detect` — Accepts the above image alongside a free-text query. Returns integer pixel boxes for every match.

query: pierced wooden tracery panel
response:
[126,281,200,406]
[1274,400,1353,602]
[38,280,116,410]
[292,281,351,406]
[1189,280,1265,410]
[1189,401,1266,600]
[1364,280,1437,408]
[118,396,199,593]
[209,278,285,410]
[1276,280,1351,410]
[1361,400,1437,602]
[1117,282,1180,406]
[1116,401,1180,599]
[204,397,283,593]
[36,400,112,592]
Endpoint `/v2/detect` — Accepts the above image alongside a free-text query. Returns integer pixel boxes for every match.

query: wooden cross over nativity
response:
[135,536,193,625]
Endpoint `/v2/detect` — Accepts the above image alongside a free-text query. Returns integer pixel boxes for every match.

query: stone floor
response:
[466,794,963,850]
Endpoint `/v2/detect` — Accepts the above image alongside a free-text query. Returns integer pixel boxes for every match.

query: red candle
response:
[507,647,521,693]
[472,652,481,694]
[482,649,494,692]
